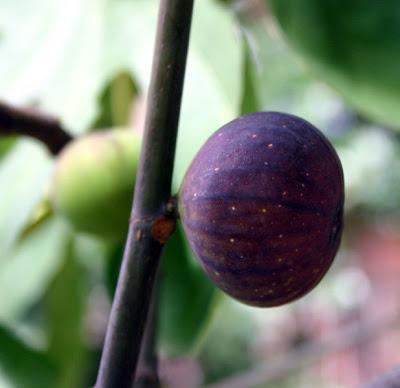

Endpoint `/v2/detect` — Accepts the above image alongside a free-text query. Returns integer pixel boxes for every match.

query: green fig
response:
[50,129,141,240]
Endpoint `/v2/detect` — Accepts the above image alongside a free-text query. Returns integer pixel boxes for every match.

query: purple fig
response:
[179,112,344,307]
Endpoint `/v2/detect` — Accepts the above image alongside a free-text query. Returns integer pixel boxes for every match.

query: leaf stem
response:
[95,0,194,387]
[0,101,72,155]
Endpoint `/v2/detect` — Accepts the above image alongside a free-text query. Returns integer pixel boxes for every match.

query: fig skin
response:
[50,129,141,240]
[179,112,344,307]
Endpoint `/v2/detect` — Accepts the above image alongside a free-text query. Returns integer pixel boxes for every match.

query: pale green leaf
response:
[0,217,70,321]
[0,324,56,388]
[45,237,88,388]
[0,0,242,176]
[0,141,52,261]
[159,223,216,355]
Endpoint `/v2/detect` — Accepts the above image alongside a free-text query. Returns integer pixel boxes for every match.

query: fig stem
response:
[0,100,73,155]
[95,0,194,387]
[134,271,162,388]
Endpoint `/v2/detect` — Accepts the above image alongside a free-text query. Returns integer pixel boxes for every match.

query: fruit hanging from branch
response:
[50,129,141,240]
[179,112,344,307]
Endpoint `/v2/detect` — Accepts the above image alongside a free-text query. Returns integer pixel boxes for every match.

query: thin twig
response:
[0,101,72,155]
[133,272,162,388]
[95,1,194,387]
[207,312,400,388]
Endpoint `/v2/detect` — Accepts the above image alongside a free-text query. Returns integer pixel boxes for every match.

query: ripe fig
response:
[50,129,141,240]
[179,112,344,307]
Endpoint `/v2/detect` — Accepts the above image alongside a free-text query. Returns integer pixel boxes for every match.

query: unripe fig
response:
[179,112,344,307]
[50,129,141,240]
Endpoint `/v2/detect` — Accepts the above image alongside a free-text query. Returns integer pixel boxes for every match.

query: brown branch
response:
[207,312,400,388]
[0,100,73,155]
[133,272,162,388]
[95,0,194,387]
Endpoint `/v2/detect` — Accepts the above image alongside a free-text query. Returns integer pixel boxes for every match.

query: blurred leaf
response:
[236,11,311,114]
[0,324,56,388]
[269,0,400,128]
[0,217,70,321]
[19,200,54,240]
[0,0,112,133]
[46,237,87,388]
[338,127,400,214]
[235,8,354,138]
[91,70,138,129]
[173,0,242,187]
[240,38,261,115]
[215,0,233,6]
[105,243,124,299]
[73,233,109,275]
[0,0,241,140]
[159,223,216,355]
[0,141,53,260]
[0,0,148,133]
[198,298,256,384]
[0,138,16,160]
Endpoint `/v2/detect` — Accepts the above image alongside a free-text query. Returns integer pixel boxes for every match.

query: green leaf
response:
[0,217,70,321]
[173,0,242,187]
[45,237,88,388]
[235,9,347,133]
[0,141,53,260]
[104,243,124,299]
[269,0,400,128]
[337,127,400,214]
[159,223,216,355]
[0,138,16,160]
[240,39,261,115]
[0,0,115,133]
[0,324,56,388]
[236,12,310,113]
[0,0,241,140]
[91,70,139,129]
[198,298,256,384]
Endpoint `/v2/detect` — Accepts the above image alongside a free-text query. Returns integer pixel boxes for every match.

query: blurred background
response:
[1,0,400,387]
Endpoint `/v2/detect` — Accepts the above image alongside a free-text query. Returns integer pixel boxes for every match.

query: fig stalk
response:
[134,272,162,388]
[95,0,194,387]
